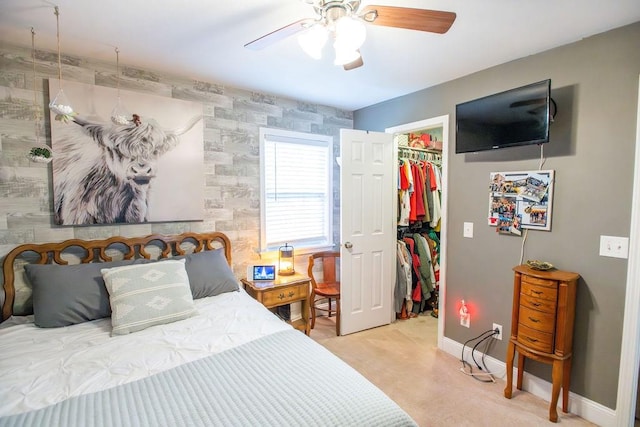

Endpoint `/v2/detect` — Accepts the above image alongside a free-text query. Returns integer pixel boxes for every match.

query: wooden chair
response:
[307,251,341,336]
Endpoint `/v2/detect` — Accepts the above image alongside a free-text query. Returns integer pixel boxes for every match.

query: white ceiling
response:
[1,0,639,111]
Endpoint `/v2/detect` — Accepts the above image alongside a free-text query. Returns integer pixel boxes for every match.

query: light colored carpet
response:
[310,313,595,426]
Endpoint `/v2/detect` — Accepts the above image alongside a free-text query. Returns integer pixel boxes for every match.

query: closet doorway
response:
[386,115,449,350]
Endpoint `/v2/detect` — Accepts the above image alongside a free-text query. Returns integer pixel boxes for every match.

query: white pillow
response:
[101,259,197,335]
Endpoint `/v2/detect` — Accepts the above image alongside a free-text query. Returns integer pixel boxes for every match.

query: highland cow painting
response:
[49,79,204,225]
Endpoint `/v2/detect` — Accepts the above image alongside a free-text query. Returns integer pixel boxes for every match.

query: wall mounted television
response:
[455,79,552,154]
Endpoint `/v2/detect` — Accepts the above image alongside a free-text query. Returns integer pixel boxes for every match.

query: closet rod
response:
[398,145,442,155]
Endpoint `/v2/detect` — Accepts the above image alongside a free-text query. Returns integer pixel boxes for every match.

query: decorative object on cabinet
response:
[48,6,76,123]
[278,243,295,276]
[504,264,580,423]
[251,265,276,281]
[489,170,554,233]
[242,274,311,335]
[307,251,341,336]
[526,259,554,271]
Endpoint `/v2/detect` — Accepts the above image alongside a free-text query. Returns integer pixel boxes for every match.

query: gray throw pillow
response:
[181,249,239,299]
[24,258,148,328]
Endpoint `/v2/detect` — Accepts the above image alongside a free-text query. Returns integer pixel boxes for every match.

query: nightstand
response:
[242,274,311,335]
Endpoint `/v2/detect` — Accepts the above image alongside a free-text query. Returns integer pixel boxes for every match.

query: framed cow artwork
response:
[48,79,204,225]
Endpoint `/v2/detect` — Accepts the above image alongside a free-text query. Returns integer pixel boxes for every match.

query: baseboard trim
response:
[441,337,616,426]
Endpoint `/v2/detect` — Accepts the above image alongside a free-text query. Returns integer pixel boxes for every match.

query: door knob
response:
[344,242,353,249]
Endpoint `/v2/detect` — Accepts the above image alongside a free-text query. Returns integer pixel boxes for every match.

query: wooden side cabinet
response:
[242,274,312,335]
[503,264,580,422]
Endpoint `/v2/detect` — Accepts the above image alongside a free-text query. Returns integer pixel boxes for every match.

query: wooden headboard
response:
[1,231,232,321]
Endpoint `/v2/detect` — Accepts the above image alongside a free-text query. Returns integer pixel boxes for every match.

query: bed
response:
[0,231,416,427]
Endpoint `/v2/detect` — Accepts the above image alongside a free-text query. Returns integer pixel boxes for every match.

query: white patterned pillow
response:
[101,259,197,335]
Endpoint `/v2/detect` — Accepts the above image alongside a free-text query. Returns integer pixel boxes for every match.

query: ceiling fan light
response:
[333,45,360,66]
[298,24,328,59]
[334,16,366,51]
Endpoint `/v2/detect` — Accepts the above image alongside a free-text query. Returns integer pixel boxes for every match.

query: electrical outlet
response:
[463,222,474,238]
[460,314,470,328]
[493,323,503,340]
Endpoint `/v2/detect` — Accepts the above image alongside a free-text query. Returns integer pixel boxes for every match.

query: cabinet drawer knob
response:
[531,290,542,295]
[528,316,540,323]
[531,302,541,307]
[525,336,539,343]
[277,291,296,300]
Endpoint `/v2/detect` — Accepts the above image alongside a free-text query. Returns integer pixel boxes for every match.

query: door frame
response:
[615,74,640,426]
[386,115,449,349]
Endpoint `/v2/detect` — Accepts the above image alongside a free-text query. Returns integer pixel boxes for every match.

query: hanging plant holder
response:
[48,6,76,124]
[111,97,131,125]
[28,146,53,163]
[49,88,76,123]
[110,48,132,125]
[27,28,54,164]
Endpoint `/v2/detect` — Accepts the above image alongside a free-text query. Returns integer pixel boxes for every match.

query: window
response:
[260,128,333,252]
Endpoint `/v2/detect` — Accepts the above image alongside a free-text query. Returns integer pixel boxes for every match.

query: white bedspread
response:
[0,289,291,417]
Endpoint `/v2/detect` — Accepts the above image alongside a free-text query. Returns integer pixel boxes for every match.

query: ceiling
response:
[1,0,639,111]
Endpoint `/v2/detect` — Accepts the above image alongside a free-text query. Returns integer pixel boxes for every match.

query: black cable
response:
[460,329,495,364]
[471,332,497,369]
[460,329,496,370]
[460,328,499,383]
[469,334,496,383]
[481,332,494,372]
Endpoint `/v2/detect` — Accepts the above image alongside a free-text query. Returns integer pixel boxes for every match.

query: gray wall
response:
[354,22,640,410]
[0,40,350,280]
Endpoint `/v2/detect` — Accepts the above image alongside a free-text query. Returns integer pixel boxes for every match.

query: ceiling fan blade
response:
[361,6,456,34]
[343,52,364,71]
[245,18,315,50]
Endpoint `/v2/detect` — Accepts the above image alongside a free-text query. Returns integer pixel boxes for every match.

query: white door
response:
[339,129,395,335]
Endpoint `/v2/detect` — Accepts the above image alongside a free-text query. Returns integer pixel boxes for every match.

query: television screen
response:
[455,79,551,154]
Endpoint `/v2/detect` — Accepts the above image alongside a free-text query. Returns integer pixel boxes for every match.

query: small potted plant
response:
[28,146,53,163]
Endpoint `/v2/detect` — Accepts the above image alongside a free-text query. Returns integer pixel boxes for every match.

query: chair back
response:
[308,251,340,287]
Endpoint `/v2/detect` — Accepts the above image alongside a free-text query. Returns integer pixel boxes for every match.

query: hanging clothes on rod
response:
[396,143,443,318]
[398,146,442,229]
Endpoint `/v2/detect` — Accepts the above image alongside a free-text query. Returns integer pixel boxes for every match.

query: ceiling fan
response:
[244,0,456,70]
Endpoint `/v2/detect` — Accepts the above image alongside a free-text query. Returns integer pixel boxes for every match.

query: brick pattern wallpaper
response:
[0,41,352,277]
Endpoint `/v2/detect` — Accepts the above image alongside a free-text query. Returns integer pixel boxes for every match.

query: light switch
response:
[463,222,474,238]
[599,235,629,259]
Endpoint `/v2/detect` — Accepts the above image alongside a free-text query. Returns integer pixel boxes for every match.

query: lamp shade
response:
[298,24,329,59]
[334,45,361,66]
[278,243,295,276]
[334,16,366,52]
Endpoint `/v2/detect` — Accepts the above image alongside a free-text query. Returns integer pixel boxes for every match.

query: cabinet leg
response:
[504,342,515,399]
[562,359,572,413]
[549,359,563,422]
[517,353,525,390]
